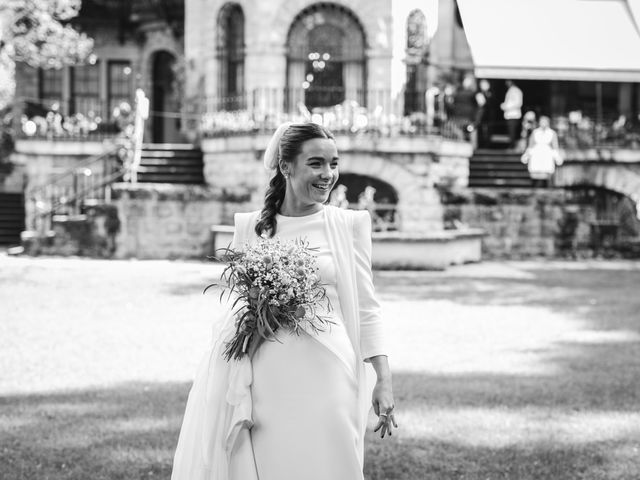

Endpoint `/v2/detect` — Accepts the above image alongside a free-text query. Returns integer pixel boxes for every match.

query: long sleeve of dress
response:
[352,211,388,360]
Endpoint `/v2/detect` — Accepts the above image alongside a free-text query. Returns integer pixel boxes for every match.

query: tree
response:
[0,0,94,108]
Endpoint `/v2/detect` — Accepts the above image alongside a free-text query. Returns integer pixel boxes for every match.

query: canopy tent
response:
[456,0,640,82]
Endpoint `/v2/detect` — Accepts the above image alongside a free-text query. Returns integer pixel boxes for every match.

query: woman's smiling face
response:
[284,137,339,209]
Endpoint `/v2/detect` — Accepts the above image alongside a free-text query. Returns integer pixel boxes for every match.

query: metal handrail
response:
[28,147,123,232]
[28,147,119,195]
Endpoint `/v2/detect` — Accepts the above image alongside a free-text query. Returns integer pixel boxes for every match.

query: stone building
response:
[3,0,640,262]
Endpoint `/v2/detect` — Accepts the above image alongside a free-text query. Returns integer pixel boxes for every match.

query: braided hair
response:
[255,123,334,238]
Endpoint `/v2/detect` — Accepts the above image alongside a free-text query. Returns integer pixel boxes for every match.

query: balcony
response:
[193,88,469,141]
[15,97,133,142]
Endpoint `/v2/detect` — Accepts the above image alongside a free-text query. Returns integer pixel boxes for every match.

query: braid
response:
[255,171,286,238]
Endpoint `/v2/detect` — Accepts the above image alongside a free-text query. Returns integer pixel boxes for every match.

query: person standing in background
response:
[475,79,494,148]
[521,115,562,187]
[500,80,523,149]
[452,75,478,141]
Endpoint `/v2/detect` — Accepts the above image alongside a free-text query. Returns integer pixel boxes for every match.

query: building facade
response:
[4,0,640,259]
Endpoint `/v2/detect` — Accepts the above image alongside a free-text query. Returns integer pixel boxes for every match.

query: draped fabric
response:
[170,206,387,479]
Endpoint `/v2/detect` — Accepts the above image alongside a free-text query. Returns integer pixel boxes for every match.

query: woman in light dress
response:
[171,122,396,480]
[521,115,563,187]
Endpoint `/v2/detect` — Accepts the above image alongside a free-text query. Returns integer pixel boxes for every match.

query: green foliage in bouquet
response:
[206,238,333,361]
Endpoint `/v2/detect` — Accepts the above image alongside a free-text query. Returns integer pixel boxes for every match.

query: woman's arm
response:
[352,211,397,437]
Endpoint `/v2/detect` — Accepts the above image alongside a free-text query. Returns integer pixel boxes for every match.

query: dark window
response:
[286,4,366,112]
[305,24,345,108]
[38,68,64,112]
[108,61,133,119]
[217,3,245,110]
[71,62,101,117]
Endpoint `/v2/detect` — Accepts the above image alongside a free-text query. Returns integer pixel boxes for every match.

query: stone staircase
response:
[136,144,205,184]
[468,149,534,188]
[0,193,25,246]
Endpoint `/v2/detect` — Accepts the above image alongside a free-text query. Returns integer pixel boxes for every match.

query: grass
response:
[1,257,640,479]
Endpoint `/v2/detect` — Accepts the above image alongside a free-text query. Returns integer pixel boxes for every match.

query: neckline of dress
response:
[276,206,325,219]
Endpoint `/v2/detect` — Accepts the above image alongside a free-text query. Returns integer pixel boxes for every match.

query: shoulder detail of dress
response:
[232,210,261,248]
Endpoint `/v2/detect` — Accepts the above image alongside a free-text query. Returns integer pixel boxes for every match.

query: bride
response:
[171,122,396,480]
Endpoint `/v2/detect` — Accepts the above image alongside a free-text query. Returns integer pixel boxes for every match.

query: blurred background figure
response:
[520,110,537,149]
[475,79,494,148]
[521,115,562,187]
[329,183,349,209]
[452,74,478,142]
[501,80,523,150]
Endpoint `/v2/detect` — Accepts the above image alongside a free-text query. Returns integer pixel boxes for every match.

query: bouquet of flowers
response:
[207,238,333,361]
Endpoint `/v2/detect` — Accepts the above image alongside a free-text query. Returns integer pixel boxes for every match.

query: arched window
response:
[286,3,366,112]
[217,3,245,110]
[404,9,429,115]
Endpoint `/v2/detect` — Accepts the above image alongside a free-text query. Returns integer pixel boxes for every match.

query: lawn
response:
[1,256,640,479]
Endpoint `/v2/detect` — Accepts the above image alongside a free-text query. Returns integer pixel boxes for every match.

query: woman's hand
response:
[372,377,397,438]
[368,355,397,438]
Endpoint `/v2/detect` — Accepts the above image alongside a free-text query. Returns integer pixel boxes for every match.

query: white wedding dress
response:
[250,209,363,479]
[171,206,386,480]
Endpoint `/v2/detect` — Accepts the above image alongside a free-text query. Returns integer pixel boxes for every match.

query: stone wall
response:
[201,132,472,234]
[443,188,608,258]
[111,183,252,259]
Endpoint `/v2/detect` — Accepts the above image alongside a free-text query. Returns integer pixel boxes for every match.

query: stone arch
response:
[340,154,443,232]
[555,164,640,206]
[271,0,373,51]
[334,173,399,228]
[140,30,181,97]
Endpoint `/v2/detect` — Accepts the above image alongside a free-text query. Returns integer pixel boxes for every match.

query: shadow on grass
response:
[2,263,639,479]
[2,367,640,480]
[0,382,190,480]
[376,263,640,332]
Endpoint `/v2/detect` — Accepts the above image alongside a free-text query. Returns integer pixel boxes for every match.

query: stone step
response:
[137,165,204,174]
[140,150,203,159]
[137,144,205,185]
[470,163,529,171]
[142,143,201,151]
[139,157,204,166]
[0,193,25,245]
[136,173,205,184]
[469,170,532,179]
[469,178,535,188]
[471,156,524,163]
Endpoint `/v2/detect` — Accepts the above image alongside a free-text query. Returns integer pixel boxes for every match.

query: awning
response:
[456,0,640,82]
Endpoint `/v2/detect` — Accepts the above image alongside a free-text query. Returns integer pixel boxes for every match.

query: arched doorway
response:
[151,51,181,143]
[286,3,366,112]
[330,173,399,231]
